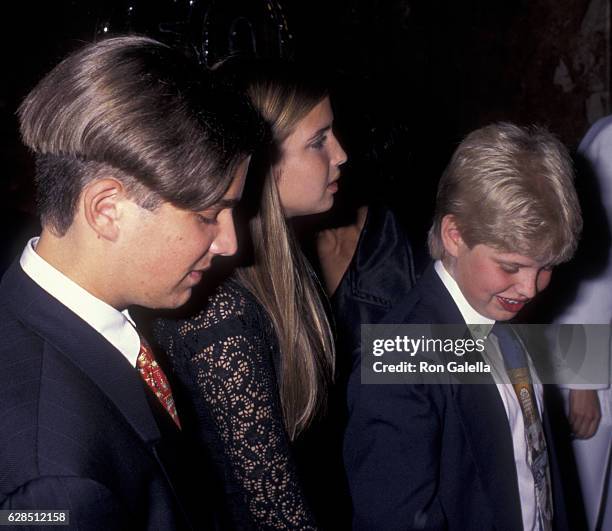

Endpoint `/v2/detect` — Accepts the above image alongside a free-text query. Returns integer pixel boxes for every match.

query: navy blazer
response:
[0,260,211,530]
[344,264,569,531]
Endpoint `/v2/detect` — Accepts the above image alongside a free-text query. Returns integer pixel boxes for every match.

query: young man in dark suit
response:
[344,123,582,530]
[0,36,261,529]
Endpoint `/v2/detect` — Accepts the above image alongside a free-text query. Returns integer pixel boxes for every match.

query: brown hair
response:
[19,35,263,235]
[428,122,582,265]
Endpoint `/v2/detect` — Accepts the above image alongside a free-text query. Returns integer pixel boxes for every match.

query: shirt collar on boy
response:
[19,237,141,367]
[434,260,494,326]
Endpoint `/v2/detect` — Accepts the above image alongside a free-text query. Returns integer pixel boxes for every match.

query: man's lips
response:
[496,296,529,313]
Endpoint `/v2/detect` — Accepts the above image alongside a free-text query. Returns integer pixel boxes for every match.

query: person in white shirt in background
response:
[552,115,612,531]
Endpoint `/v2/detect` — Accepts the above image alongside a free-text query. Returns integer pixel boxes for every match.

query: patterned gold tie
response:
[493,324,552,531]
[136,335,181,429]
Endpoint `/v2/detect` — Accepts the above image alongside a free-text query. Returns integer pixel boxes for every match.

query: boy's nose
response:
[516,270,538,299]
[211,212,238,257]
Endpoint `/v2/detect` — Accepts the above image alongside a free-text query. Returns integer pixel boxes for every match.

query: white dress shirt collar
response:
[434,260,494,326]
[19,237,141,367]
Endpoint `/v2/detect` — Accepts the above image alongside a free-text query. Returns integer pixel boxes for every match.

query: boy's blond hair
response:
[428,122,582,264]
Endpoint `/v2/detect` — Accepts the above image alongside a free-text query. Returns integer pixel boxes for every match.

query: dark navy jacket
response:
[344,264,570,531]
[0,260,211,530]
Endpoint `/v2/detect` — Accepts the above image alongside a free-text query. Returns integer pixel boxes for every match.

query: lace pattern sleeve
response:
[154,281,317,530]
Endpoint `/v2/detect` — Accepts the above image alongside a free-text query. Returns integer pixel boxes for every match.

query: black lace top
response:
[153,279,317,530]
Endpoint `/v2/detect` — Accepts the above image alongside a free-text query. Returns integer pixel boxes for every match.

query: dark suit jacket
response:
[344,264,569,531]
[0,260,210,530]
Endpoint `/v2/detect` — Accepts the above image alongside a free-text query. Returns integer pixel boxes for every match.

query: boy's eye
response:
[500,264,519,274]
[197,213,218,225]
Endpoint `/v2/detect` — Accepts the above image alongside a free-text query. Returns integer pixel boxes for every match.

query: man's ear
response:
[81,178,126,241]
[440,214,465,258]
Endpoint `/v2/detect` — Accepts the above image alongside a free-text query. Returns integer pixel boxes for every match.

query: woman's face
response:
[275,97,347,218]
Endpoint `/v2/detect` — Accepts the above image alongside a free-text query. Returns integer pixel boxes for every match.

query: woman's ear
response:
[440,214,465,258]
[81,178,126,241]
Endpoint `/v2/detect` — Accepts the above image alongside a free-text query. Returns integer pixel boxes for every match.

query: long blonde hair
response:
[230,62,335,439]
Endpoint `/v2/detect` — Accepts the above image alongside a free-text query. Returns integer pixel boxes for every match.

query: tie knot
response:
[492,323,527,370]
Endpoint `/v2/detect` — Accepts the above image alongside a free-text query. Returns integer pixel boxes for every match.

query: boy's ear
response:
[81,178,126,241]
[440,214,465,258]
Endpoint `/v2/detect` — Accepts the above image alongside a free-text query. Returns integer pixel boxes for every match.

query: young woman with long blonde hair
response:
[154,61,347,529]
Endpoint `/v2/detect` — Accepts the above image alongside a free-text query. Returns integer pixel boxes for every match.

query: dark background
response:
[1,0,608,265]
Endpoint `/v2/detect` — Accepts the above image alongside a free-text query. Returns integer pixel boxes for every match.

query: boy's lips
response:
[187,264,211,284]
[496,296,529,313]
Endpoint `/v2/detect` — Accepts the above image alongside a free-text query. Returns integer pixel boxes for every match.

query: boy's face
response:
[115,158,249,310]
[450,242,552,321]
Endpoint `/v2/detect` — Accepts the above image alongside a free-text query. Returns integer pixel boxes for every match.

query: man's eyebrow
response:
[307,125,332,142]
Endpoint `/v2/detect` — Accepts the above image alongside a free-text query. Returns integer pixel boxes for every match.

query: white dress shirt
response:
[435,260,542,531]
[19,237,141,367]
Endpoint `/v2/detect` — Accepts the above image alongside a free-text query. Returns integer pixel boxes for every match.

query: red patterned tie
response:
[136,335,181,429]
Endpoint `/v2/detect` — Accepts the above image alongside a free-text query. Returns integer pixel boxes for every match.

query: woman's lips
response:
[327,180,339,192]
